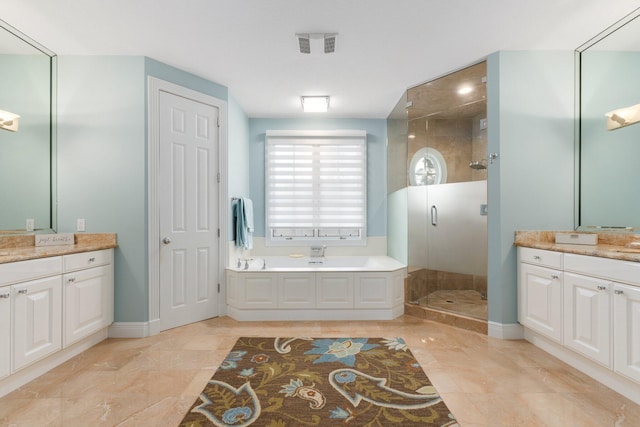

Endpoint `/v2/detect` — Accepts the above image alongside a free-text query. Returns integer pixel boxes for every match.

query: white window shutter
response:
[266,130,367,244]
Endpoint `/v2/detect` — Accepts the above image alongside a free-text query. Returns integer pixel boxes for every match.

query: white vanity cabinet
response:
[0,287,11,380]
[562,272,611,367]
[12,276,62,372]
[518,247,563,343]
[518,247,640,405]
[613,282,640,383]
[0,248,114,398]
[62,250,114,347]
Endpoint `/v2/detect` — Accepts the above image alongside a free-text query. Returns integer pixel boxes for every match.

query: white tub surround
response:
[226,256,406,321]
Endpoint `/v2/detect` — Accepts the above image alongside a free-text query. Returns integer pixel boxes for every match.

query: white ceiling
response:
[2,1,639,118]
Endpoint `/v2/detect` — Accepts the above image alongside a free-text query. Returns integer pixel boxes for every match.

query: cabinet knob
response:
[0,293,9,299]
[533,256,541,260]
[551,275,559,280]
[17,289,28,295]
[89,257,96,263]
[68,277,76,283]
[597,285,607,291]
[614,290,624,295]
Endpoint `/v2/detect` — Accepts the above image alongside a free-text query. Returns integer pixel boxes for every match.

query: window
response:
[265,130,367,245]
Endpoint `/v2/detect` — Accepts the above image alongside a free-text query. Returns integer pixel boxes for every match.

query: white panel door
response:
[12,276,62,372]
[614,283,640,383]
[159,90,219,330]
[0,287,10,379]
[563,272,612,367]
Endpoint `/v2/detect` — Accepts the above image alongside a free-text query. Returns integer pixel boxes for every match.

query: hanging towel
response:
[234,197,253,250]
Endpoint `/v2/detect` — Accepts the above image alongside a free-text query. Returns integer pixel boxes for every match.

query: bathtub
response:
[226,256,407,321]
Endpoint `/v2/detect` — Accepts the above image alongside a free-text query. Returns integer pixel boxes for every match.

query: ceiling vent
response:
[296,33,337,54]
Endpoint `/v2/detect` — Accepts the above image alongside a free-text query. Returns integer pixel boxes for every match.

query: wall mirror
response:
[0,19,56,233]
[577,8,640,232]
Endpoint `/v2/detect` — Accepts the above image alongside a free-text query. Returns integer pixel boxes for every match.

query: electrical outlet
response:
[76,218,86,232]
[26,218,35,231]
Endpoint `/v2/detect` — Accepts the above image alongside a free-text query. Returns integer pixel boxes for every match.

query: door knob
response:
[162,237,171,245]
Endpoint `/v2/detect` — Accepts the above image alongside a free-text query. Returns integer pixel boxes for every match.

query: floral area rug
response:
[180,337,458,426]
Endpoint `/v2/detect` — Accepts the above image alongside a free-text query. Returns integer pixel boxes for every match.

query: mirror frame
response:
[0,19,57,234]
[574,8,640,232]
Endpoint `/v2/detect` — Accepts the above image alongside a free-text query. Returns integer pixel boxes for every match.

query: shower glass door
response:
[405,61,488,320]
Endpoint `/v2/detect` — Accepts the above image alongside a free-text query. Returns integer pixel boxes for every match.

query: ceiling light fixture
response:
[301,96,329,113]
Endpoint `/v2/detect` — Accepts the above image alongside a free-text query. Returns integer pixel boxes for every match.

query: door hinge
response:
[217,172,220,183]
[217,117,220,128]
[217,228,220,238]
[217,283,221,293]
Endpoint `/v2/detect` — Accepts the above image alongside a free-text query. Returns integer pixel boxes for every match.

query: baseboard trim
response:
[108,322,151,338]
[488,321,524,340]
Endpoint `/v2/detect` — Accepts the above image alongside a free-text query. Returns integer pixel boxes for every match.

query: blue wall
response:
[227,95,251,239]
[58,56,147,322]
[58,56,230,323]
[487,51,575,326]
[247,118,388,239]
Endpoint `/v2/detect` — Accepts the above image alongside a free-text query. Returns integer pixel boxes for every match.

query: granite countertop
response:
[515,230,640,263]
[0,233,117,264]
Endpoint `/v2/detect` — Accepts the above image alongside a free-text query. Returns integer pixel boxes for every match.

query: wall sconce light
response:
[301,96,330,113]
[605,103,640,131]
[0,110,20,132]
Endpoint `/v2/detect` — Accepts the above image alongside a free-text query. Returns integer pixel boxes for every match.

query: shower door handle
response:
[430,205,438,226]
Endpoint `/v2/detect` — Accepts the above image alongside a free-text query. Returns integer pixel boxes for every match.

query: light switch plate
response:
[76,218,86,232]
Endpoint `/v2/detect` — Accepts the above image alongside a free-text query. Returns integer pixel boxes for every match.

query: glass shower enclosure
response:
[403,62,488,320]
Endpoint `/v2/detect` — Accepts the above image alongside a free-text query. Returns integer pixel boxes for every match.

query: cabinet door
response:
[239,274,277,309]
[354,273,391,309]
[519,263,563,343]
[614,283,640,383]
[563,273,612,367]
[0,287,10,380]
[63,265,113,347]
[316,273,353,309]
[12,276,62,372]
[278,273,315,309]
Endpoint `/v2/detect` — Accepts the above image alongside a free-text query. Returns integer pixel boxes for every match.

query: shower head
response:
[469,160,487,170]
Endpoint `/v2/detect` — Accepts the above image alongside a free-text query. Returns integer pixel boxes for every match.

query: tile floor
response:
[0,315,639,426]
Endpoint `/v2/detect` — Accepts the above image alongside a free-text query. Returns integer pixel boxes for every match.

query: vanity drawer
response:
[518,247,563,270]
[63,249,113,273]
[565,253,640,286]
[0,257,62,286]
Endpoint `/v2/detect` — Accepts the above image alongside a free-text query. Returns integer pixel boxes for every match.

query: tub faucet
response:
[310,245,326,257]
